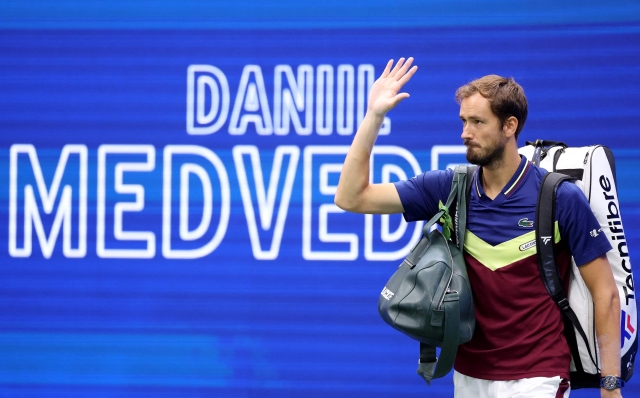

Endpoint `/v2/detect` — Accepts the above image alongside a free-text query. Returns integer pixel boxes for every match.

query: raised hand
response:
[335,57,416,215]
[368,57,418,116]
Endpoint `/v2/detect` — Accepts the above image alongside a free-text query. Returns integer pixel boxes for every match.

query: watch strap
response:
[600,375,625,390]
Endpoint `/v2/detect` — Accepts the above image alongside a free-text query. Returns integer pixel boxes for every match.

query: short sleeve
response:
[556,181,612,266]
[393,169,454,222]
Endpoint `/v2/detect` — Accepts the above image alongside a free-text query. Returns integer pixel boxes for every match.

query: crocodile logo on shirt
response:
[518,218,534,228]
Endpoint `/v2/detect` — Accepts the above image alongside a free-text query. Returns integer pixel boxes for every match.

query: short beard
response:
[465,136,507,169]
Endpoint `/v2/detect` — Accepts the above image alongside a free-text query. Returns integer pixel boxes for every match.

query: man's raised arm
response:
[334,57,417,214]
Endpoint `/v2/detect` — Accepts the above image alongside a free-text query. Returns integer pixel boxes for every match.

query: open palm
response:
[368,57,418,116]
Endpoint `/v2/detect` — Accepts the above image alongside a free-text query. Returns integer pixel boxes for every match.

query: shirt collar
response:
[474,156,531,199]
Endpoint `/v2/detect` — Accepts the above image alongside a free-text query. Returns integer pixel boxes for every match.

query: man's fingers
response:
[396,57,414,78]
[391,92,410,107]
[398,65,418,86]
[381,59,394,78]
[389,57,405,77]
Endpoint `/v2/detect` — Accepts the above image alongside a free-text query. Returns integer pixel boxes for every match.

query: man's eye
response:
[475,120,483,124]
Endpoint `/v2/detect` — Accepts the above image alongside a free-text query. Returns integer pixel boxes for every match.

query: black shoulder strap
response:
[465,166,476,209]
[536,172,599,373]
[448,165,477,249]
[536,172,570,304]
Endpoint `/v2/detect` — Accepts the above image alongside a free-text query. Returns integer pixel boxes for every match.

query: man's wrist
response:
[365,109,387,122]
[600,375,624,390]
[600,388,623,398]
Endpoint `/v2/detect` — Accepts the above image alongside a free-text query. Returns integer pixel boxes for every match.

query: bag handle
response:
[526,139,567,166]
[417,292,461,385]
[421,170,461,239]
[416,166,471,385]
[454,165,473,251]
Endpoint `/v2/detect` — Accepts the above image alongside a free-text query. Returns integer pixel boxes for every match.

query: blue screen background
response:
[1,2,639,397]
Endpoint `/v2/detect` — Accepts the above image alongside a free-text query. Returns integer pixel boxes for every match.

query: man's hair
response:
[455,75,528,140]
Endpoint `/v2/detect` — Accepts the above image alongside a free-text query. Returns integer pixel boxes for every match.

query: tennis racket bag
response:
[519,140,637,388]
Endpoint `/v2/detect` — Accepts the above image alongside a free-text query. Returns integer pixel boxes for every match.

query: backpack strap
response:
[458,165,476,250]
[536,172,599,374]
[464,166,476,212]
[448,165,477,249]
[417,165,474,384]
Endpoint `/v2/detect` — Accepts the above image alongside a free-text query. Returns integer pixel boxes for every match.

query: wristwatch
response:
[600,375,624,390]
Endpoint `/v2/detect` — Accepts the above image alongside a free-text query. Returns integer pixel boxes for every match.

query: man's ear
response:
[503,116,518,138]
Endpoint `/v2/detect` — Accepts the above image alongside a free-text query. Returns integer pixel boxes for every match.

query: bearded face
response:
[465,128,508,168]
[459,93,512,169]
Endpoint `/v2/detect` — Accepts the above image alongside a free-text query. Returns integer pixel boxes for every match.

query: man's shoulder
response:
[527,165,585,201]
[422,167,456,180]
[406,168,455,189]
[528,162,548,182]
[555,178,585,201]
[394,168,457,222]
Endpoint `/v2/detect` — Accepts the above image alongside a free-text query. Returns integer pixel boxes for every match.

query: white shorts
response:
[453,370,571,398]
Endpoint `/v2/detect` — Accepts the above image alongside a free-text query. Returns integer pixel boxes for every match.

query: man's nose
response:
[461,126,471,140]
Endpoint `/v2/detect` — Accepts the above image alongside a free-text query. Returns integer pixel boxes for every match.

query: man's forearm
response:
[334,111,385,210]
[578,255,623,396]
[595,292,621,377]
[334,57,416,213]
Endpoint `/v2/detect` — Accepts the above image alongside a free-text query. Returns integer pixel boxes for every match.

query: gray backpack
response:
[378,165,475,384]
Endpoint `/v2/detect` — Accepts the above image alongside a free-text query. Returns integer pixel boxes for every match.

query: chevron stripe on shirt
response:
[393,156,612,380]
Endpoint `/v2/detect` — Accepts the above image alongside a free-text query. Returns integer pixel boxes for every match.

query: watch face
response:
[602,376,618,390]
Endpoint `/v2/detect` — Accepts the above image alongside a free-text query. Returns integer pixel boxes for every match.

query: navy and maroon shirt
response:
[394,156,612,380]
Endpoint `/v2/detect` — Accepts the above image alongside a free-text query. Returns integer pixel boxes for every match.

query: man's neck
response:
[481,148,522,200]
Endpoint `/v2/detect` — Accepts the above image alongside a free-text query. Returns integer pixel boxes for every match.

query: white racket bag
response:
[519,140,637,388]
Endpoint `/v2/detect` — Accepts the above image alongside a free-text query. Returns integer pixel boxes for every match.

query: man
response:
[334,57,623,398]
